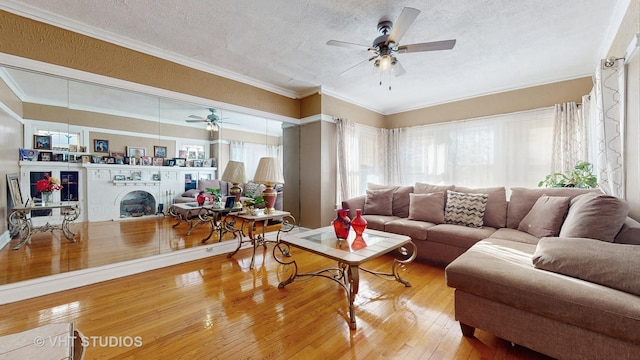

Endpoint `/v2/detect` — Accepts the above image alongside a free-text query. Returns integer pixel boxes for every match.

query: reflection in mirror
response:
[0,64,285,287]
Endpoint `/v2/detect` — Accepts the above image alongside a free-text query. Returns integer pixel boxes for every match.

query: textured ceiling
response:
[0,0,627,115]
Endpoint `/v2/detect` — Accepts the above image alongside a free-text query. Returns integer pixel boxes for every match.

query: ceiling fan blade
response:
[386,7,420,45]
[185,119,207,123]
[398,39,456,53]
[394,61,406,77]
[339,56,377,76]
[326,40,372,51]
[188,115,204,119]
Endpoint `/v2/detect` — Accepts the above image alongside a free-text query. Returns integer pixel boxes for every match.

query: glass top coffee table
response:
[273,226,416,329]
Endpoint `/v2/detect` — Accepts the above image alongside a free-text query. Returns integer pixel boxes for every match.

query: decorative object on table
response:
[19,148,37,161]
[36,173,62,205]
[113,174,126,181]
[93,139,109,153]
[33,135,52,150]
[250,208,265,216]
[205,187,223,208]
[351,208,368,237]
[351,234,367,250]
[242,193,266,213]
[252,157,284,214]
[197,191,206,206]
[154,145,167,158]
[538,161,598,188]
[332,208,351,240]
[7,173,23,208]
[221,160,246,207]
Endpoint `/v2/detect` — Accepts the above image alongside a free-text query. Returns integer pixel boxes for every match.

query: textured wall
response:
[0,113,22,234]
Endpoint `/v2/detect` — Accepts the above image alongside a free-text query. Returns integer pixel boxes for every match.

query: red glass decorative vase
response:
[197,191,206,206]
[332,208,351,240]
[351,209,368,237]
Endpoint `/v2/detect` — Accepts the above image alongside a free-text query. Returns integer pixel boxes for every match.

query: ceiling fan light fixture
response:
[206,123,213,131]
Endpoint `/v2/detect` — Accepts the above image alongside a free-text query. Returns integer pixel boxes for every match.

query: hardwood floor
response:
[0,219,553,359]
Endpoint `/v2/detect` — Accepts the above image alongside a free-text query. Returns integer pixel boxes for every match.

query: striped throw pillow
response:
[444,190,488,228]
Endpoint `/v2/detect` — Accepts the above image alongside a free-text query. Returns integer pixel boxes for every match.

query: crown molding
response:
[0,1,302,99]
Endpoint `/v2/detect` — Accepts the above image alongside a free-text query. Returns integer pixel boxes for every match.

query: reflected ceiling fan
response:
[326,7,456,89]
[184,108,228,131]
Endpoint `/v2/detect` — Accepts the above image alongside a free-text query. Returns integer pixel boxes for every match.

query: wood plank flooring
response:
[0,218,553,359]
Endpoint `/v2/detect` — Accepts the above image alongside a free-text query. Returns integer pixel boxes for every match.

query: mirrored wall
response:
[0,64,288,286]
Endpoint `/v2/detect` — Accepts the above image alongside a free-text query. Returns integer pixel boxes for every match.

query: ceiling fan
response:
[326,7,456,89]
[185,108,226,131]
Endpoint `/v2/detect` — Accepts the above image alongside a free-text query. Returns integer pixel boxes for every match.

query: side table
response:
[227,210,296,269]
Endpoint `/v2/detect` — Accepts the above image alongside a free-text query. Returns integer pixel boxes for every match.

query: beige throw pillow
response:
[444,190,488,228]
[363,189,394,216]
[559,192,629,242]
[533,237,640,296]
[408,192,445,224]
[518,195,571,238]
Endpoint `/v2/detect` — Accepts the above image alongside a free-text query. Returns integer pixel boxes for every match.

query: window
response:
[35,129,80,150]
[180,144,205,160]
[229,141,283,180]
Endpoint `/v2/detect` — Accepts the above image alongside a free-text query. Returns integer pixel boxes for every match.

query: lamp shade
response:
[253,157,284,185]
[221,161,246,184]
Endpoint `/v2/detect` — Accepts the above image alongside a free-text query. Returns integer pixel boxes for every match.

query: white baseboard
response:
[0,238,242,305]
[0,230,10,250]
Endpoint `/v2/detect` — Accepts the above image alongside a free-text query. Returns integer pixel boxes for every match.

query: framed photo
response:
[79,145,87,153]
[19,148,37,161]
[38,151,52,161]
[92,155,102,163]
[104,156,115,164]
[94,139,109,153]
[152,173,161,181]
[165,159,175,166]
[69,144,78,152]
[7,173,23,208]
[111,151,125,159]
[54,153,65,162]
[202,159,211,167]
[131,171,142,181]
[33,135,52,150]
[127,146,145,159]
[81,155,92,163]
[114,174,126,181]
[193,160,202,167]
[141,156,152,166]
[154,146,167,158]
[174,157,186,167]
[152,157,164,166]
[224,196,235,209]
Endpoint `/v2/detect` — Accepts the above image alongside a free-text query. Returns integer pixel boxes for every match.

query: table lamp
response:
[253,157,284,214]
[221,160,246,207]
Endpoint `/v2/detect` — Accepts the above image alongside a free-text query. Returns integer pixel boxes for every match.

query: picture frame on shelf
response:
[54,153,65,162]
[193,160,202,167]
[104,156,115,164]
[79,145,87,153]
[33,135,52,150]
[174,157,186,167]
[38,151,52,161]
[111,151,125,159]
[81,155,91,163]
[202,159,211,167]
[115,158,124,165]
[152,157,164,166]
[127,146,145,159]
[92,155,101,163]
[19,148,37,161]
[154,146,167,158]
[94,139,109,153]
[131,171,142,181]
[69,144,78,152]
[141,156,152,166]
[152,174,161,181]
[114,175,126,181]
[7,173,23,209]
[165,159,175,166]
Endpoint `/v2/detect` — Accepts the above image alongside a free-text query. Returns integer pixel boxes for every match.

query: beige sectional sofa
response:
[342,184,640,359]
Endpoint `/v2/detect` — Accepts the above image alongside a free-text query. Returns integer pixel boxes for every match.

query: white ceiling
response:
[0,0,628,115]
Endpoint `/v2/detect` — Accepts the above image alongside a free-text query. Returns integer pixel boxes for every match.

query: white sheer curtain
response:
[397,107,555,189]
[552,102,586,173]
[590,58,626,197]
[229,140,283,181]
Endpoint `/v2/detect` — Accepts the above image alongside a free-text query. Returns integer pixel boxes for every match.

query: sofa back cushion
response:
[363,189,394,216]
[414,182,455,195]
[559,192,629,242]
[367,183,413,218]
[455,186,507,228]
[507,187,599,229]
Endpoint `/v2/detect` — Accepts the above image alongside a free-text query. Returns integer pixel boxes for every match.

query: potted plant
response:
[538,161,598,188]
[205,187,223,208]
[242,194,266,215]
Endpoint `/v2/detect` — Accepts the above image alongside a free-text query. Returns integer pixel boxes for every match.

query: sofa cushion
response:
[368,183,414,218]
[559,192,629,242]
[533,237,640,297]
[408,192,445,224]
[446,238,640,344]
[363,189,394,216]
[455,186,507,228]
[414,182,455,195]
[489,228,539,245]
[384,218,436,241]
[244,181,266,196]
[427,224,496,249]
[506,187,598,229]
[181,189,200,198]
[361,215,398,231]
[517,195,571,238]
[444,190,488,228]
[614,217,640,245]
